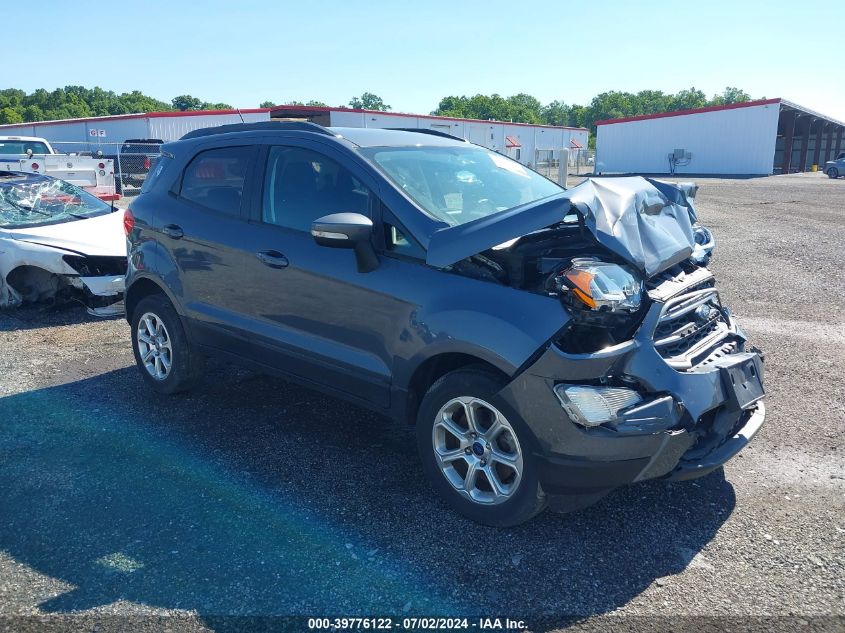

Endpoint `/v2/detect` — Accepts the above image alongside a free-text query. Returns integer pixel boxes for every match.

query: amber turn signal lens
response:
[563,269,597,308]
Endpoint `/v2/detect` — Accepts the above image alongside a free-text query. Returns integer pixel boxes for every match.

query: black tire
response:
[130,294,204,394]
[827,167,839,179]
[416,367,547,527]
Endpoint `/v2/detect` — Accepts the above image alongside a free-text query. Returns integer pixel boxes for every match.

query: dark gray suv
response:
[124,122,766,526]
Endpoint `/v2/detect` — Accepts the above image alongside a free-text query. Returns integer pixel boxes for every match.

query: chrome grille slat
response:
[649,272,734,371]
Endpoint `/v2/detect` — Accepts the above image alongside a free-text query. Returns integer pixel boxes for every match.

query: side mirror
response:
[311,213,379,273]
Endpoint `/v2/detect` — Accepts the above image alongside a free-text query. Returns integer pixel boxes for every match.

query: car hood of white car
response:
[2,210,126,257]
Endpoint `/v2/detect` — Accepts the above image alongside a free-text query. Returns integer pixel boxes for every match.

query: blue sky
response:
[8,0,845,120]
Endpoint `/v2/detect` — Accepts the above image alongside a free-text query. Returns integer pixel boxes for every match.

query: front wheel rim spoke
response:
[491,447,519,466]
[433,396,523,505]
[463,460,480,490]
[438,415,467,442]
[484,465,507,497]
[437,448,465,464]
[463,401,482,434]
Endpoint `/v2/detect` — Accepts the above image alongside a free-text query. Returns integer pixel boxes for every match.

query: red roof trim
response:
[269,104,589,131]
[595,98,782,126]
[0,108,273,129]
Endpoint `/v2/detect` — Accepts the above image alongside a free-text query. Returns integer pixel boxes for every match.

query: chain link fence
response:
[533,148,596,183]
[52,141,163,199]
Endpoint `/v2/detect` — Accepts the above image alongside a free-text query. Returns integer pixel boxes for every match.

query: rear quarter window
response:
[178,146,252,215]
[140,156,170,194]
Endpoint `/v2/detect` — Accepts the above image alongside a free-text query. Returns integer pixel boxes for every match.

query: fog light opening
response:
[554,384,643,428]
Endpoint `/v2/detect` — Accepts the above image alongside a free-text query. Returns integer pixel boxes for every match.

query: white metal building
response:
[596,98,845,175]
[0,109,273,153]
[270,105,588,166]
[0,106,588,168]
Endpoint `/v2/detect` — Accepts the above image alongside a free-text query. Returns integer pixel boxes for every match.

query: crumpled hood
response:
[426,176,699,277]
[2,211,126,257]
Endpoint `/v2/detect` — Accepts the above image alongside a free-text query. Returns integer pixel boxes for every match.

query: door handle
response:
[256,250,289,269]
[161,224,184,239]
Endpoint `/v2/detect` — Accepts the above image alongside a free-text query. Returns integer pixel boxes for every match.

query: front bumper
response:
[497,294,766,497]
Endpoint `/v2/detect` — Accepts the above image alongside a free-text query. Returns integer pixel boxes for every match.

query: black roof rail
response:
[180,121,334,141]
[386,127,469,142]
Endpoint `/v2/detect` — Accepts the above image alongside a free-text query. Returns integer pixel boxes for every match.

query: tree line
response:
[1,86,754,138]
[433,86,754,133]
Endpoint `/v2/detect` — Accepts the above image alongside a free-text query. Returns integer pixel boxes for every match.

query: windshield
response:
[360,146,563,226]
[0,140,50,155]
[0,175,111,228]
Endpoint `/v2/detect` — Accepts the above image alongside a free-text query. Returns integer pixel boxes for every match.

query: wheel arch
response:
[403,351,511,427]
[125,275,177,323]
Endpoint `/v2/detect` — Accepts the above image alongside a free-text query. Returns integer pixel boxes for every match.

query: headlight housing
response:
[691,224,715,265]
[557,259,643,314]
[554,384,643,428]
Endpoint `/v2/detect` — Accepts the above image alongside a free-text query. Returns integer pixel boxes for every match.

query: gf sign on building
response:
[88,129,107,137]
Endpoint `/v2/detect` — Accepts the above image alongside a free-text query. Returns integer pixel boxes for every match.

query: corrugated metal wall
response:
[148,111,270,140]
[596,103,781,175]
[328,110,587,166]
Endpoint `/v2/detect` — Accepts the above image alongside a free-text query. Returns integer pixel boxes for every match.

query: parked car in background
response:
[112,139,163,192]
[0,171,126,315]
[824,155,844,179]
[0,135,118,200]
[124,122,765,526]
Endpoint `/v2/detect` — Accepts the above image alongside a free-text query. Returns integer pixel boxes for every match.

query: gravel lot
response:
[0,174,843,632]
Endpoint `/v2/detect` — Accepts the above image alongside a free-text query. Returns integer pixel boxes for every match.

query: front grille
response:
[651,280,733,370]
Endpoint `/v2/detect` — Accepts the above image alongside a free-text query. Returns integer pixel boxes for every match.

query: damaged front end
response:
[0,172,127,316]
[0,244,126,316]
[438,176,763,500]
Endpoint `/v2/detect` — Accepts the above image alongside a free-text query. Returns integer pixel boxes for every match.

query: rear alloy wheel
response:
[137,311,173,381]
[131,294,204,394]
[417,368,546,526]
[827,167,839,179]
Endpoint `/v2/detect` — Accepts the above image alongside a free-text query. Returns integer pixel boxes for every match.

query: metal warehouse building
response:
[596,98,845,175]
[269,105,588,165]
[0,106,587,168]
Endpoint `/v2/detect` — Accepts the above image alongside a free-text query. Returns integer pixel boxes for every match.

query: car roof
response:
[172,121,471,149]
[328,127,469,148]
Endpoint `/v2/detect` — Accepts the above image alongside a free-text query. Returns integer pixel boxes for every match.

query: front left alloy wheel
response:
[416,367,546,526]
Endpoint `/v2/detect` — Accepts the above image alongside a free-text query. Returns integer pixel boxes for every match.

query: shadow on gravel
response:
[0,304,114,332]
[0,368,735,631]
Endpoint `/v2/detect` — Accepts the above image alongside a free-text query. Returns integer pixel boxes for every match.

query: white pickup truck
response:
[0,136,118,200]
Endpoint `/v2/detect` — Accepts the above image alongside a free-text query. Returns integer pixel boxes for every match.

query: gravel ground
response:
[0,173,843,632]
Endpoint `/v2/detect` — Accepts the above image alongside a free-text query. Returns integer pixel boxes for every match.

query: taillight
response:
[31,162,39,170]
[143,157,151,170]
[123,209,135,236]
[98,162,105,169]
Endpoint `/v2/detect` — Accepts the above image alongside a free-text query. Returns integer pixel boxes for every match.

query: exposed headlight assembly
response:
[557,259,643,314]
[691,224,715,265]
[554,384,643,428]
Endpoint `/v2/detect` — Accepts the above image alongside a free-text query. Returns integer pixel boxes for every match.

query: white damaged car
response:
[0,171,126,316]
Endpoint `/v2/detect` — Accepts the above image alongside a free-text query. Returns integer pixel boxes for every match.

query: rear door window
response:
[180,146,252,215]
